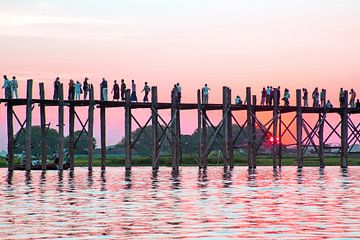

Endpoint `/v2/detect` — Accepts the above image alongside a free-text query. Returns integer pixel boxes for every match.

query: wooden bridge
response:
[1,79,359,171]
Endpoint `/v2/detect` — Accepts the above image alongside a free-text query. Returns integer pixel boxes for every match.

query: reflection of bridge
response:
[1,79,359,171]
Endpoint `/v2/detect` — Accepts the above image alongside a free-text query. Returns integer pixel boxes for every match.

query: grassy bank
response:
[1,154,360,168]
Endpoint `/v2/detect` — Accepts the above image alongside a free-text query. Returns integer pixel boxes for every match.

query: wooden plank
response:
[124,89,131,170]
[152,86,159,170]
[25,79,33,171]
[69,103,75,170]
[296,89,303,168]
[39,83,47,170]
[58,83,64,170]
[100,104,106,170]
[87,85,94,170]
[272,88,278,169]
[7,102,14,171]
[340,90,348,168]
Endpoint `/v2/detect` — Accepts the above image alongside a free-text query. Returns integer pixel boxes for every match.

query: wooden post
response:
[319,112,325,168]
[296,89,303,168]
[223,86,229,168]
[87,85,94,170]
[272,88,278,169]
[278,112,282,168]
[197,89,203,168]
[176,100,181,168]
[69,102,75,170]
[151,86,159,170]
[25,79,33,171]
[340,90,348,168]
[252,95,257,168]
[246,87,254,168]
[171,88,179,171]
[124,89,131,171]
[7,102,14,171]
[100,104,106,170]
[58,83,64,170]
[228,88,234,168]
[39,83,47,170]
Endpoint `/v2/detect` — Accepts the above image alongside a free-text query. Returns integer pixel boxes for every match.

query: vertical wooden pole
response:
[176,100,181,167]
[7,102,14,171]
[341,90,348,168]
[124,89,131,171]
[39,83,47,170]
[272,88,278,169]
[58,83,64,170]
[278,112,282,168]
[100,104,106,170]
[201,97,207,169]
[197,89,203,168]
[296,89,303,168]
[171,89,178,171]
[228,88,234,168]
[246,87,254,168]
[223,86,229,168]
[151,86,159,170]
[69,102,75,170]
[319,112,325,168]
[252,95,257,168]
[87,85,94,170]
[25,79,33,171]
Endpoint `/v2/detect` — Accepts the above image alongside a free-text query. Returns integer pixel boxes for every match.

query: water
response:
[0,166,360,239]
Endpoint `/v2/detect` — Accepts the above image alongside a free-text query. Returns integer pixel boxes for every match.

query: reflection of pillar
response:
[272,89,278,169]
[124,89,131,171]
[100,104,106,170]
[87,85,94,170]
[25,79,33,171]
[151,86,159,170]
[39,83,47,170]
[341,91,348,168]
[296,89,303,168]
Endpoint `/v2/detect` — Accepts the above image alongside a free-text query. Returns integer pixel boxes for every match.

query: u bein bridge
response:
[1,79,360,172]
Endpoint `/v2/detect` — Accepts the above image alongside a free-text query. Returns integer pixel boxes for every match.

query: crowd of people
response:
[2,75,360,109]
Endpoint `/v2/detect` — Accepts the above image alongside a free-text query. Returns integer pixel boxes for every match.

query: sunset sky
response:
[1,0,359,150]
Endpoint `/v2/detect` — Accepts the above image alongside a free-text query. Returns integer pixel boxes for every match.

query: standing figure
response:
[75,81,82,100]
[266,86,271,105]
[100,78,108,101]
[302,88,309,107]
[349,89,356,108]
[68,79,75,100]
[269,86,274,106]
[235,95,243,105]
[312,87,319,107]
[339,88,345,107]
[320,89,326,107]
[111,80,120,101]
[202,84,210,104]
[282,88,290,106]
[261,87,266,105]
[171,84,178,103]
[53,77,61,100]
[176,83,182,103]
[2,75,11,99]
[11,76,18,99]
[130,79,137,102]
[83,77,89,100]
[277,86,281,105]
[141,82,150,102]
[120,79,126,101]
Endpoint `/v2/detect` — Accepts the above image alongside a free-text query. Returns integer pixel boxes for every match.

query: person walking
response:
[303,88,309,107]
[282,88,290,106]
[261,87,266,105]
[75,81,82,100]
[11,76,18,99]
[130,80,137,102]
[100,78,108,101]
[68,79,75,100]
[312,87,319,107]
[349,89,356,108]
[320,89,326,107]
[2,75,11,99]
[111,80,120,101]
[176,83,182,103]
[269,86,274,106]
[120,79,126,101]
[202,84,210,104]
[266,86,271,105]
[141,82,150,102]
[83,77,89,100]
[53,77,61,100]
[339,88,345,107]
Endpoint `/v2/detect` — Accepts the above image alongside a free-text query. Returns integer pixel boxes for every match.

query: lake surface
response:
[0,166,360,239]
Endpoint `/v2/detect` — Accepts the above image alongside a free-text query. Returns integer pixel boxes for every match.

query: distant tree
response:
[13,126,58,157]
[65,130,96,154]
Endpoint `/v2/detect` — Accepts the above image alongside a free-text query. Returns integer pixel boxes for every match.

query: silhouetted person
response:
[325,100,333,109]
[202,84,210,104]
[120,79,126,100]
[269,86,274,106]
[83,77,89,100]
[2,75,11,99]
[261,87,266,105]
[235,95,242,105]
[111,80,120,101]
[339,88,345,107]
[303,88,309,107]
[171,84,178,103]
[320,89,326,107]
[312,87,319,107]
[130,79,137,102]
[266,86,270,105]
[100,78,108,101]
[53,77,60,100]
[356,99,360,108]
[141,82,150,102]
[176,83,182,103]
[68,79,75,100]
[282,88,290,106]
[277,86,281,105]
[11,76,18,99]
[349,89,356,108]
[75,81,82,100]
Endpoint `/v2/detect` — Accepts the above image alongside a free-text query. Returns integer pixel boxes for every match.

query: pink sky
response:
[1,0,360,150]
